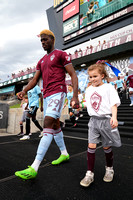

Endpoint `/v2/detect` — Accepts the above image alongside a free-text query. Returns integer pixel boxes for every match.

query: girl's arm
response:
[110,104,118,128]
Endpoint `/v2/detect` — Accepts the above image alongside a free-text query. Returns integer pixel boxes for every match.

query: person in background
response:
[20,79,43,140]
[126,74,133,106]
[15,29,79,180]
[17,95,29,137]
[97,0,106,8]
[115,76,124,100]
[75,89,84,120]
[80,61,121,187]
[63,84,77,127]
[86,1,95,24]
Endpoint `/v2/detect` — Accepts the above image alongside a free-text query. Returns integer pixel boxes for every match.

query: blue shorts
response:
[43,92,66,119]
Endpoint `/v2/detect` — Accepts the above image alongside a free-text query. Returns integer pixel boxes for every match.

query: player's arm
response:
[39,93,43,112]
[65,63,79,108]
[17,71,41,99]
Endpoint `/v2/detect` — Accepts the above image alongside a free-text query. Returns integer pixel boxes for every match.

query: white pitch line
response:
[64,135,88,141]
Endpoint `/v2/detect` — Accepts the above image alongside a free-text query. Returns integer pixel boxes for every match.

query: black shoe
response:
[17,132,24,137]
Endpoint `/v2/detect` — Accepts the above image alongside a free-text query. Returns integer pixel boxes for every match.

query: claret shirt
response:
[127,75,133,88]
[36,49,72,98]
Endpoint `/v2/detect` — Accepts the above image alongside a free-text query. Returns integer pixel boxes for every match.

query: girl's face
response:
[88,69,104,87]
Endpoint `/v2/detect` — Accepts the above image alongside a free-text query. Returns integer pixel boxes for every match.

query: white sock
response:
[61,149,68,156]
[54,128,68,155]
[31,159,41,172]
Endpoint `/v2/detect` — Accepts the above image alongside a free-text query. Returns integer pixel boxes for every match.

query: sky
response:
[0,0,53,82]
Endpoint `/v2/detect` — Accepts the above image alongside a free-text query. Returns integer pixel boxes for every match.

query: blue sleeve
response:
[36,85,41,95]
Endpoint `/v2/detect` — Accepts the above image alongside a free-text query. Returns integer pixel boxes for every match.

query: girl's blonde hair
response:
[88,61,109,80]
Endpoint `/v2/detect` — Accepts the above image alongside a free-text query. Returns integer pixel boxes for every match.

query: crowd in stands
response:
[11,66,36,79]
[69,40,107,59]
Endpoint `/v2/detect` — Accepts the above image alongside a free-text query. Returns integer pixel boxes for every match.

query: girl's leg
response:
[103,146,113,167]
[103,146,114,182]
[80,143,96,187]
[87,143,96,172]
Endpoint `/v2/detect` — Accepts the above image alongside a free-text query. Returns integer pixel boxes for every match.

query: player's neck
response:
[47,47,55,54]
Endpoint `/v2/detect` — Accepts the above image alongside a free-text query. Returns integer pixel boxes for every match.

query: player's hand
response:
[17,91,26,100]
[40,106,43,112]
[70,97,79,109]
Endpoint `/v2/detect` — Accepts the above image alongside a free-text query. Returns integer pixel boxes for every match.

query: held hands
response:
[40,106,43,112]
[110,117,118,129]
[17,91,26,100]
[70,97,79,109]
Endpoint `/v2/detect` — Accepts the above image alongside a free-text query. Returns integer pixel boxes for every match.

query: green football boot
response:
[51,154,70,165]
[15,166,37,180]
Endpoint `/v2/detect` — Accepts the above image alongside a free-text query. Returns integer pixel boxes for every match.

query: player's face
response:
[40,34,54,53]
[88,69,104,87]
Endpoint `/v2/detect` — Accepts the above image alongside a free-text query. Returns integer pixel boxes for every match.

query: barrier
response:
[0,103,9,129]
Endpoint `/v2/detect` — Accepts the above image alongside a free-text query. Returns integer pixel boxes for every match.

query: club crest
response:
[65,56,70,61]
[90,92,102,112]
[50,54,55,61]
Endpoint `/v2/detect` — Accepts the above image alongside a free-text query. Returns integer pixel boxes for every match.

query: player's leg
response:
[52,118,69,165]
[42,92,69,164]
[15,99,55,180]
[44,92,69,165]
[103,146,114,182]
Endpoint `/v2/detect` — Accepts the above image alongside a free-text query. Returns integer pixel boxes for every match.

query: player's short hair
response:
[39,29,55,41]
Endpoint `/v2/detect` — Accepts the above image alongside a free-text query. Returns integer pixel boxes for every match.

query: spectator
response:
[94,1,99,9]
[115,76,124,100]
[20,79,43,140]
[126,74,133,106]
[97,0,106,8]
[80,14,87,28]
[63,84,77,127]
[17,95,29,137]
[86,1,95,24]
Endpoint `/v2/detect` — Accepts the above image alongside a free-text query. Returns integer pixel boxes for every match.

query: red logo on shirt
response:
[90,92,102,112]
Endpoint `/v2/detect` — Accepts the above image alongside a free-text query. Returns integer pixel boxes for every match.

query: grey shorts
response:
[88,116,121,147]
[20,111,28,122]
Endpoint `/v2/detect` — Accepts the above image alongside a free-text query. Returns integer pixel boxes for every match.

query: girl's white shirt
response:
[85,83,120,117]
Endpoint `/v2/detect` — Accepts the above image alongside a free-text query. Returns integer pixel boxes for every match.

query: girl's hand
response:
[110,117,118,129]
